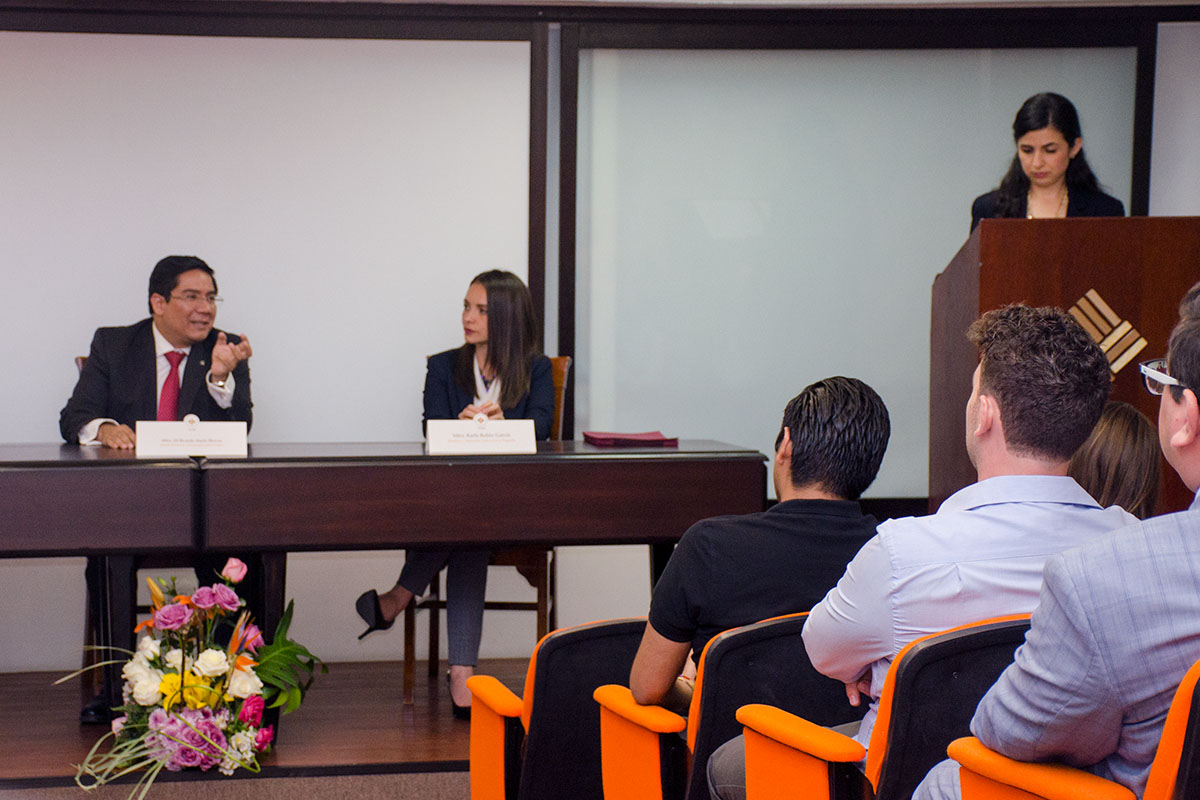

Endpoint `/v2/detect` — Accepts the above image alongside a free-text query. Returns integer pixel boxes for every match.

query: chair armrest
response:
[736,704,866,763]
[467,674,524,718]
[594,684,688,800]
[593,684,687,733]
[467,675,526,800]
[736,704,866,800]
[947,737,1136,800]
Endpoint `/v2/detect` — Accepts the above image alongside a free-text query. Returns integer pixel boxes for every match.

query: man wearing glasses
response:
[59,255,252,448]
[915,283,1200,800]
[58,255,254,724]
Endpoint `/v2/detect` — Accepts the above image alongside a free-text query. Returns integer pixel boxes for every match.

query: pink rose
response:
[254,724,274,752]
[242,623,265,653]
[111,715,127,736]
[171,744,204,770]
[155,603,193,631]
[212,584,240,612]
[220,557,248,584]
[191,586,217,609]
[238,695,264,727]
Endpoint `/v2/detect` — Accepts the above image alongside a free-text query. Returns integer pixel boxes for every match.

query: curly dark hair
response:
[774,376,890,500]
[992,93,1106,219]
[967,304,1110,462]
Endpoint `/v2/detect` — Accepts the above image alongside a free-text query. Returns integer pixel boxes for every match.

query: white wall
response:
[0,31,541,671]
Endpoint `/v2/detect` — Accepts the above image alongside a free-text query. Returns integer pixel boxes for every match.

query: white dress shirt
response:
[78,322,235,444]
[802,475,1138,747]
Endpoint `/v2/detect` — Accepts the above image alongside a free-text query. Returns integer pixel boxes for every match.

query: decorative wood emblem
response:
[1069,289,1147,375]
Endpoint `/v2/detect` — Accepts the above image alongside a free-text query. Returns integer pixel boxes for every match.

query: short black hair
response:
[967,304,1110,462]
[1168,281,1200,402]
[148,255,216,315]
[774,376,890,500]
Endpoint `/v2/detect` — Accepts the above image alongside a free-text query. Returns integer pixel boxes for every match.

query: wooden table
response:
[0,444,197,702]
[1,441,766,697]
[201,440,768,633]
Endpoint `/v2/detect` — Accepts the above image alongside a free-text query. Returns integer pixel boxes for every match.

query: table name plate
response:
[136,417,248,458]
[425,418,536,455]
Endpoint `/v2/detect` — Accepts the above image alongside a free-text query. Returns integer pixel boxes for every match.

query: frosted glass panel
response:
[577,47,1136,497]
[1151,23,1200,216]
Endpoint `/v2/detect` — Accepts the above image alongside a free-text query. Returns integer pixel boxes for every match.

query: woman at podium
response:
[971,92,1124,231]
[354,270,553,717]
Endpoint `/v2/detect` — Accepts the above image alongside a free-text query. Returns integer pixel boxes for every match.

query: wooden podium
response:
[930,216,1200,514]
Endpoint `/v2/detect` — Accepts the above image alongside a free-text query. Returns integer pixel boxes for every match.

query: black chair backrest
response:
[1173,671,1200,800]
[519,618,646,800]
[874,617,1031,800]
[686,613,868,800]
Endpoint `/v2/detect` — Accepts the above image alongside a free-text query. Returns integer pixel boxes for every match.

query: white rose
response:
[164,648,185,671]
[230,730,255,757]
[122,657,153,686]
[136,636,160,660]
[226,667,263,699]
[194,648,230,678]
[132,676,163,706]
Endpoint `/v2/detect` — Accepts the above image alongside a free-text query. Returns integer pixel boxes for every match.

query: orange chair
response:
[467,617,644,800]
[403,355,572,703]
[736,615,1032,800]
[594,613,867,800]
[947,656,1200,800]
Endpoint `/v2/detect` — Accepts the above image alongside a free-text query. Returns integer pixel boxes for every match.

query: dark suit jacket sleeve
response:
[59,328,117,442]
[971,552,1122,769]
[422,350,463,432]
[230,347,252,428]
[970,191,1000,233]
[525,355,555,441]
[1073,190,1124,218]
[200,332,252,429]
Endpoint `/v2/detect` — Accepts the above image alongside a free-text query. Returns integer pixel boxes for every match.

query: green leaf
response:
[252,600,327,715]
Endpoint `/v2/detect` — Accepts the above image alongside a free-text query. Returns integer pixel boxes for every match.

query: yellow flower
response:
[159,671,217,710]
[146,577,165,610]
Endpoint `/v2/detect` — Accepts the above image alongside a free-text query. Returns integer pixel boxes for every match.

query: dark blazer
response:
[59,318,253,442]
[970,187,1125,232]
[422,347,554,440]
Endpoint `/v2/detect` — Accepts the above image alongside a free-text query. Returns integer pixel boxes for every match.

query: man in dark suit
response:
[60,255,252,446]
[60,255,253,723]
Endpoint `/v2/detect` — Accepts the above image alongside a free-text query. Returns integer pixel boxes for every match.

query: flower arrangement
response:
[68,558,324,798]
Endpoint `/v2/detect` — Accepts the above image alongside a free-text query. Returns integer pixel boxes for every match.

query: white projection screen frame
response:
[0,31,532,444]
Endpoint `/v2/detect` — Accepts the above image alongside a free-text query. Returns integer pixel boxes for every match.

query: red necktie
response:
[157,350,185,421]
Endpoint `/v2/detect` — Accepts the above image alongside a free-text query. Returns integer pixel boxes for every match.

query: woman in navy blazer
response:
[356,270,553,717]
[970,93,1124,232]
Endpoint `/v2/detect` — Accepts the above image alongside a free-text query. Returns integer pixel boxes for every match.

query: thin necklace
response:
[1027,187,1068,219]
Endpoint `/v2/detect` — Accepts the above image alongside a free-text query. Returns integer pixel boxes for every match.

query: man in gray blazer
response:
[916,282,1200,799]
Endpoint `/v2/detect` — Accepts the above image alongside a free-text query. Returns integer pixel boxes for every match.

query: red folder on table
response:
[582,430,679,447]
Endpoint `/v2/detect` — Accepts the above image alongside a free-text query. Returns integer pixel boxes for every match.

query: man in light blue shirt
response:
[707,305,1136,800]
[915,282,1200,800]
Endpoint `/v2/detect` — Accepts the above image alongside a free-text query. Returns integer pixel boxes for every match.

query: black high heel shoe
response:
[355,590,395,640]
[447,671,471,720]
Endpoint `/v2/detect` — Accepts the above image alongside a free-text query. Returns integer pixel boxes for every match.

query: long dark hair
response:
[454,270,540,408]
[993,93,1105,218]
[1068,401,1160,519]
